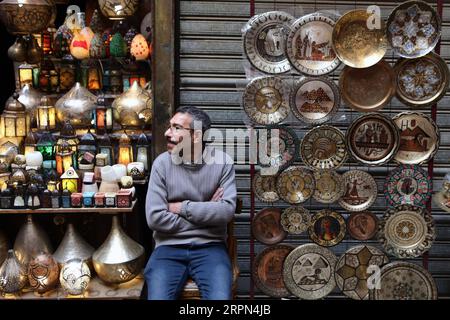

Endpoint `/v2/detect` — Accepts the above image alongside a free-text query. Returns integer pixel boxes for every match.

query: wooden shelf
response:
[0,200,137,215]
[0,274,145,300]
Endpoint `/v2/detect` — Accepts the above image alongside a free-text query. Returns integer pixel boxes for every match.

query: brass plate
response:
[259,125,298,173]
[393,111,440,165]
[252,207,287,245]
[276,166,315,204]
[286,13,340,75]
[243,11,294,74]
[313,170,345,204]
[387,0,441,59]
[378,204,435,259]
[335,245,389,300]
[309,209,346,247]
[300,125,347,170]
[290,77,340,125]
[253,171,279,203]
[340,60,396,112]
[283,243,337,300]
[384,165,432,207]
[281,206,311,235]
[339,170,378,212]
[243,76,290,125]
[332,9,387,68]
[372,261,437,300]
[347,211,379,241]
[346,113,400,166]
[253,245,294,298]
[395,53,449,107]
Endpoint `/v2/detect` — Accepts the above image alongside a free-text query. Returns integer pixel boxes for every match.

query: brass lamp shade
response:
[53,223,94,268]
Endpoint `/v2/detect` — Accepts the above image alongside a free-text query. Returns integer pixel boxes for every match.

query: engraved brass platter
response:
[276,166,315,204]
[339,170,378,212]
[313,170,345,204]
[309,209,346,247]
[281,206,311,235]
[347,211,379,241]
[253,171,279,203]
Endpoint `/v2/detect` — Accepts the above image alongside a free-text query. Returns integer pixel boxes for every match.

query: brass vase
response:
[13,215,53,267]
[27,252,59,294]
[53,223,94,268]
[112,81,152,128]
[0,250,27,294]
[0,230,7,266]
[26,35,43,64]
[93,215,144,284]
[7,36,27,62]
[59,259,91,296]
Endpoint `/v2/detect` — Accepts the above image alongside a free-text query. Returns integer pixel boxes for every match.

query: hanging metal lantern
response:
[98,0,139,21]
[0,93,31,139]
[36,96,57,131]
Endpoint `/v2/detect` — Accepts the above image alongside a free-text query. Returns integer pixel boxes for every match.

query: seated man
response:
[144,106,237,300]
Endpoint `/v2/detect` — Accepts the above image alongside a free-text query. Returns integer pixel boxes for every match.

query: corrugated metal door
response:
[178,0,450,299]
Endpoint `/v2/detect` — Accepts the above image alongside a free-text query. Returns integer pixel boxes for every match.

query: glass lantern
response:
[39,59,59,93]
[57,120,79,169]
[23,131,39,156]
[80,60,102,92]
[135,133,150,171]
[77,131,97,167]
[36,96,57,131]
[58,55,77,92]
[36,130,56,161]
[55,140,74,176]
[118,132,133,166]
[0,93,31,139]
[18,63,39,89]
[97,134,114,166]
[94,96,113,134]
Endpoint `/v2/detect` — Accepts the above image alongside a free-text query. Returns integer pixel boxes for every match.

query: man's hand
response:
[211,187,224,202]
[168,202,182,214]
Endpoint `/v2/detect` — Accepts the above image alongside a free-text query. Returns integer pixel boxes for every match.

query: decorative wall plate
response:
[393,112,439,165]
[283,243,337,300]
[252,208,287,245]
[395,53,449,107]
[340,60,396,112]
[281,206,311,234]
[387,0,441,59]
[243,76,290,125]
[347,211,379,241]
[385,165,432,207]
[332,9,387,68]
[290,77,340,125]
[259,125,298,172]
[313,170,345,204]
[346,113,400,166]
[253,171,279,203]
[372,261,437,300]
[339,170,378,212]
[253,245,294,298]
[243,11,294,74]
[300,125,347,170]
[309,209,346,247]
[276,166,315,204]
[335,245,389,300]
[286,13,340,75]
[378,204,435,259]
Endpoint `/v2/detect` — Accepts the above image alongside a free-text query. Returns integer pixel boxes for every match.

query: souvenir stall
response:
[0,0,153,298]
[176,0,450,299]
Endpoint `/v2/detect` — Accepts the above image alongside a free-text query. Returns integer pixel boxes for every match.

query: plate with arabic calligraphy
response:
[346,113,400,166]
[252,207,287,245]
[243,11,295,74]
[300,125,347,170]
[309,209,346,247]
[313,170,345,204]
[372,261,437,300]
[243,76,290,125]
[290,77,340,125]
[281,205,311,235]
[332,9,387,68]
[340,60,396,112]
[276,166,315,204]
[385,165,432,207]
[283,243,337,300]
[387,0,441,59]
[347,211,379,241]
[253,171,279,203]
[253,245,294,298]
[395,53,449,107]
[335,245,389,300]
[393,112,440,165]
[286,13,340,75]
[339,170,378,212]
[378,204,435,259]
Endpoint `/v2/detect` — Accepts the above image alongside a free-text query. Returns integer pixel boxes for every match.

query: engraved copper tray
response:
[309,209,346,247]
[252,207,287,245]
[347,211,379,241]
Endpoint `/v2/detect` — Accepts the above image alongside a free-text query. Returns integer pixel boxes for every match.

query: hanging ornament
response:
[130,34,150,61]
[70,30,90,60]
[124,27,138,56]
[89,32,107,59]
[89,9,105,34]
[110,32,127,58]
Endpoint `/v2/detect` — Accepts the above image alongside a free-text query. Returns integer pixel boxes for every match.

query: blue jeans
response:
[144,242,232,300]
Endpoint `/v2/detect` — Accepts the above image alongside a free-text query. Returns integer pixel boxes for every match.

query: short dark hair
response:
[176,106,211,133]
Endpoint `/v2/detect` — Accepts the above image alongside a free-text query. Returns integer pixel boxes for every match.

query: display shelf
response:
[0,274,145,300]
[0,200,136,215]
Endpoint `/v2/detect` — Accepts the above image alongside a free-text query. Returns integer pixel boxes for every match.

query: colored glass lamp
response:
[0,93,31,138]
[60,167,79,193]
[56,141,74,176]
[97,134,114,166]
[36,130,55,161]
[117,132,133,166]
[36,96,57,131]
[135,133,150,171]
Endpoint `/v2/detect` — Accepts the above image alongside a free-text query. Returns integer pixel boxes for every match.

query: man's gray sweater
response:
[145,147,237,248]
